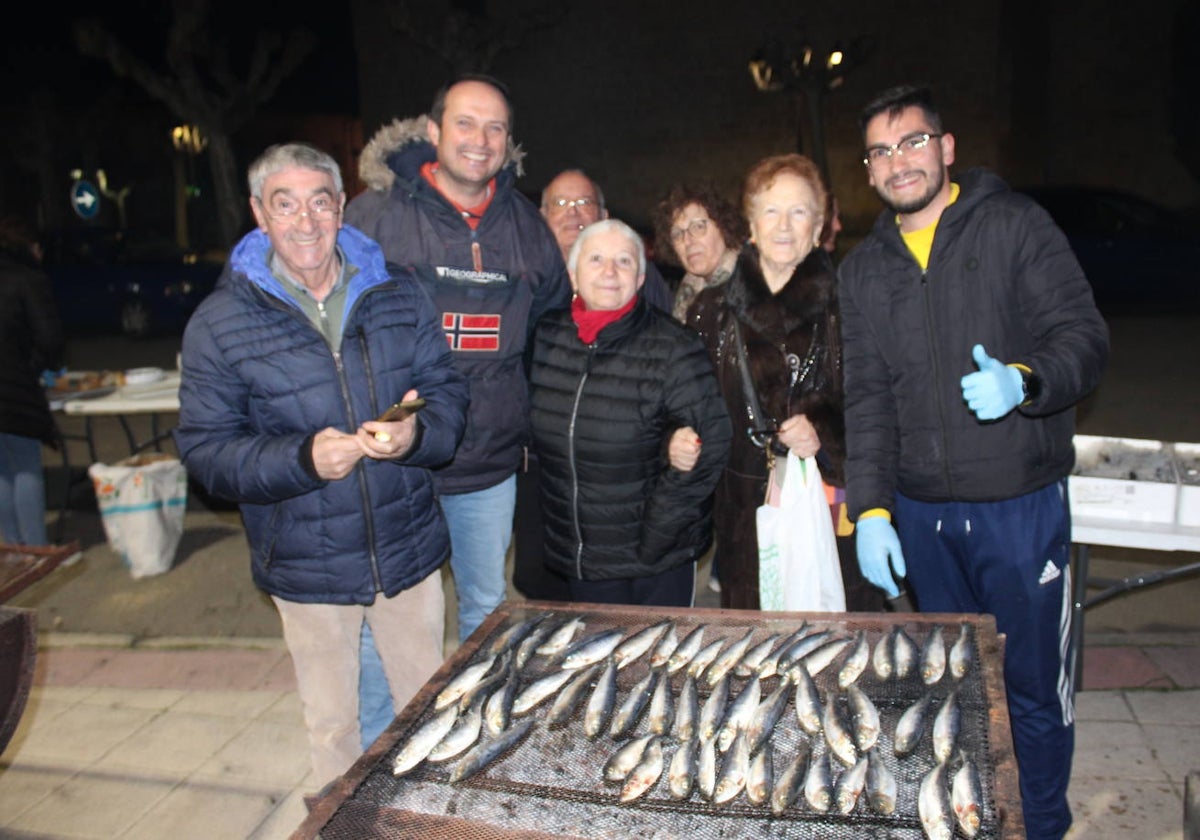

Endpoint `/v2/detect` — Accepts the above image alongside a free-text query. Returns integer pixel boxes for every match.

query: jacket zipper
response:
[353,326,384,593]
[920,270,957,497]
[569,343,595,578]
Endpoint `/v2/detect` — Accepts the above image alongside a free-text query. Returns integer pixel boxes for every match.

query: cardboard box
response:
[1174,442,1200,528]
[1070,435,1179,524]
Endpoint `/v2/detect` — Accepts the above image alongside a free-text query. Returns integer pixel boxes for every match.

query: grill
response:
[297,601,1024,839]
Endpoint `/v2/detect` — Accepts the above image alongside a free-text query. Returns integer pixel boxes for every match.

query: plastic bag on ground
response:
[88,454,187,579]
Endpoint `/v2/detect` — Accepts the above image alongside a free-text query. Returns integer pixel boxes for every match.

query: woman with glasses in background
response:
[685,154,884,612]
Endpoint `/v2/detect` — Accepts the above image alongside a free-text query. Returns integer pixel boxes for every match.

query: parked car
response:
[1019,185,1200,314]
[44,228,223,337]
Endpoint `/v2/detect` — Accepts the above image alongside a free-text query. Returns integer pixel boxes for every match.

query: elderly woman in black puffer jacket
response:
[529,219,732,607]
[0,215,64,546]
[686,154,884,613]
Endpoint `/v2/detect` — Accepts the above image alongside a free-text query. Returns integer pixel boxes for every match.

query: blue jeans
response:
[441,474,516,643]
[358,623,394,751]
[0,433,48,545]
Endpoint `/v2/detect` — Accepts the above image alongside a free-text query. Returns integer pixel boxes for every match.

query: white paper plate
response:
[125,367,165,385]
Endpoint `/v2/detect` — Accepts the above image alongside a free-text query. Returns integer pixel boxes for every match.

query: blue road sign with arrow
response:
[71,180,100,219]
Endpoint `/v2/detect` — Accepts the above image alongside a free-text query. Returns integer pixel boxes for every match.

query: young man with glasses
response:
[838,85,1109,840]
[175,142,468,795]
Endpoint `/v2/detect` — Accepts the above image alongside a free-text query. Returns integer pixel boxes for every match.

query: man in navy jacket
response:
[175,142,467,792]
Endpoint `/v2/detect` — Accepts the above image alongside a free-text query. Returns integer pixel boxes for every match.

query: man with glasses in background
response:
[838,84,1108,840]
[175,142,468,796]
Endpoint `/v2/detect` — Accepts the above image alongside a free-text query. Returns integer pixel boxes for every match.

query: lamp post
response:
[748,35,871,193]
[171,124,207,251]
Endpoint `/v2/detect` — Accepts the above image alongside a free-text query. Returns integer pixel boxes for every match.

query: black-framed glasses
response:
[862,133,943,168]
[670,217,710,243]
[547,197,595,214]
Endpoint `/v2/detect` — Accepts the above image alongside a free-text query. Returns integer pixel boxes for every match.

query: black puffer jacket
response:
[529,298,732,581]
[838,168,1109,518]
[0,252,64,445]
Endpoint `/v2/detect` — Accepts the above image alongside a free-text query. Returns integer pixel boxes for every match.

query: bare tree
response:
[74,1,316,247]
[385,0,566,74]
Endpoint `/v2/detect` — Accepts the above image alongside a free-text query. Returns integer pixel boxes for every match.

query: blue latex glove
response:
[961,344,1023,421]
[855,517,906,598]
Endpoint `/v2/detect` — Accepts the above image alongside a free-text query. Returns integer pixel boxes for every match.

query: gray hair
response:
[247,142,343,200]
[566,218,646,277]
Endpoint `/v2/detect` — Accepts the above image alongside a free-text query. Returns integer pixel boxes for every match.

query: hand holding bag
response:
[757,450,846,612]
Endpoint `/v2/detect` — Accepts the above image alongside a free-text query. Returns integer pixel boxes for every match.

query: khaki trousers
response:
[272,570,445,790]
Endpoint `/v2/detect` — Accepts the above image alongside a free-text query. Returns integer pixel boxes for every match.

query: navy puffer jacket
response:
[174,225,469,604]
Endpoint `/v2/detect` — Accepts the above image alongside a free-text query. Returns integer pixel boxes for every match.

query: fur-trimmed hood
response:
[724,244,838,342]
[358,113,527,192]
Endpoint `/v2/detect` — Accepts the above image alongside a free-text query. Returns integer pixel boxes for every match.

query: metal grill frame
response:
[293,600,1025,840]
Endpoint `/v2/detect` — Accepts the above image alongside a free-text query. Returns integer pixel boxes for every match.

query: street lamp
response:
[748,35,871,191]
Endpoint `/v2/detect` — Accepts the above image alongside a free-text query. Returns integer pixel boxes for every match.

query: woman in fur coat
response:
[687,154,884,612]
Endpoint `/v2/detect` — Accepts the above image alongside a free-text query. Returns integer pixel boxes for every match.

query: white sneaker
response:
[707,577,721,593]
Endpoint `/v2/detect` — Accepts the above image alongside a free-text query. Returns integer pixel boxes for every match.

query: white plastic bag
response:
[88,454,188,579]
[757,451,846,612]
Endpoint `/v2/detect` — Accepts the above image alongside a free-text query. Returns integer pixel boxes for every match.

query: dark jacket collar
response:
[726,245,837,340]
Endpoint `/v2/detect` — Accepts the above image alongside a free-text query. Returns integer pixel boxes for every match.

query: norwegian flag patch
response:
[443,312,501,351]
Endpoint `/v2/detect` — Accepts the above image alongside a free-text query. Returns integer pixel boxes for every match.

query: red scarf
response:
[572,295,636,344]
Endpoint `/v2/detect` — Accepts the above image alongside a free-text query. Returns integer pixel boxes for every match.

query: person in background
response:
[838,84,1108,839]
[820,195,844,255]
[0,215,64,546]
[529,219,731,606]
[652,184,748,593]
[345,74,570,746]
[174,142,468,793]
[686,153,884,613]
[540,169,673,312]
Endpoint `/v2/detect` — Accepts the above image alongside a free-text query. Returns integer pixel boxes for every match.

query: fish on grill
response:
[647,664,676,735]
[686,637,728,679]
[426,693,485,763]
[619,736,665,802]
[667,624,707,674]
[894,690,934,757]
[699,671,730,743]
[649,622,679,669]
[838,629,871,688]
[449,717,535,783]
[746,743,773,806]
[614,619,673,670]
[746,672,793,755]
[704,627,756,686]
[873,628,895,680]
[512,667,576,716]
[949,623,974,680]
[516,618,560,669]
[798,636,852,678]
[712,728,751,804]
[667,735,699,800]
[697,734,719,801]
[770,742,810,815]
[803,748,834,813]
[757,622,809,678]
[917,760,955,840]
[673,671,700,742]
[536,616,585,658]
[735,632,783,678]
[952,750,984,838]
[847,683,881,753]
[435,653,498,711]
[921,623,947,685]
[456,650,512,712]
[835,754,869,814]
[793,662,823,736]
[483,660,519,736]
[485,614,547,659]
[893,626,919,679]
[865,747,898,815]
[561,628,626,670]
[393,703,459,776]
[932,689,961,764]
[583,655,618,739]
[604,733,655,783]
[610,666,659,739]
[716,673,761,752]
[823,692,858,767]
[545,662,599,729]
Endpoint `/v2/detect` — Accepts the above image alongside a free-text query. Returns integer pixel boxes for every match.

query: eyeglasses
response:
[670,218,711,243]
[546,197,596,214]
[862,133,943,168]
[259,195,341,224]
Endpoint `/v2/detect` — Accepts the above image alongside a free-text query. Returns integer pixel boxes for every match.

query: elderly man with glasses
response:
[838,84,1109,840]
[175,142,468,795]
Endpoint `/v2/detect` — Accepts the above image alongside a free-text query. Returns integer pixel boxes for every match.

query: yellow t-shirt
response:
[899,182,960,270]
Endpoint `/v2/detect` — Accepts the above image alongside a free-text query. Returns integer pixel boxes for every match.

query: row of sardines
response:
[390,613,992,840]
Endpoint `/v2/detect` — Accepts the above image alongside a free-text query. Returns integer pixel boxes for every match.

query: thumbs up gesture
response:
[961,344,1023,420]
